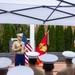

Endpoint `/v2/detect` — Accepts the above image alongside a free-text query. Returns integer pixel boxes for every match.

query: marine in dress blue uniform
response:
[12,33,26,66]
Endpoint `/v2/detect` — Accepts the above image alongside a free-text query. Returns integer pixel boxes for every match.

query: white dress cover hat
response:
[7,66,34,75]
[26,52,39,58]
[72,58,75,64]
[17,33,23,37]
[39,54,58,64]
[0,57,12,69]
[62,51,75,59]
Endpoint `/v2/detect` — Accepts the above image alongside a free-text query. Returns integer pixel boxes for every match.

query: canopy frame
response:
[0,0,75,24]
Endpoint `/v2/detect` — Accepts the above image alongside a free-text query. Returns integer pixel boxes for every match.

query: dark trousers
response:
[15,54,25,66]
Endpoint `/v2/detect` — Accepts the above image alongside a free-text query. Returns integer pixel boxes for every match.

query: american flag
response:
[22,33,33,64]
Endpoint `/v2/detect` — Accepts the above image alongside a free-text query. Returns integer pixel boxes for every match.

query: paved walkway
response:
[8,62,66,75]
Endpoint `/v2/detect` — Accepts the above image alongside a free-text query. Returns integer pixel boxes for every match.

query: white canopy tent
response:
[0,0,75,26]
[0,0,75,50]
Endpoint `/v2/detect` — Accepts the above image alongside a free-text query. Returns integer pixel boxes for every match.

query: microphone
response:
[19,44,22,50]
[20,44,22,47]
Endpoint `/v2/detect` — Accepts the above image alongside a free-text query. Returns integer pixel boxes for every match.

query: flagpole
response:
[30,24,35,51]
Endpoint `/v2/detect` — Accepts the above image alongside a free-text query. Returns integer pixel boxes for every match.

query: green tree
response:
[47,25,50,30]
[20,25,25,33]
[56,26,65,52]
[71,30,75,51]
[2,24,12,52]
[14,24,20,32]
[49,26,56,52]
[20,25,30,38]
[0,25,4,52]
[64,26,72,50]
[26,26,30,38]
[0,39,2,52]
[36,25,45,48]
[11,25,17,38]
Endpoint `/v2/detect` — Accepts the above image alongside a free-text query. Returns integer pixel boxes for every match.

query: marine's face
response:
[17,36,22,41]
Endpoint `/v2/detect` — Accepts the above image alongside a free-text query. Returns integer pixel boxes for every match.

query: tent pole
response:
[30,24,35,51]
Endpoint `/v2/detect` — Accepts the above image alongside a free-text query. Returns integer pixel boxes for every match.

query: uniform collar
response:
[45,71,53,75]
[29,64,36,67]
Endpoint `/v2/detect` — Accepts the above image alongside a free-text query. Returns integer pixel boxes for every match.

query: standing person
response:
[39,54,58,75]
[56,51,75,75]
[12,33,26,66]
[26,52,44,75]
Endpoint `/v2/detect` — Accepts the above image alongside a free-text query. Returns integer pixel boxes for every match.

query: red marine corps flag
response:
[36,32,49,65]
